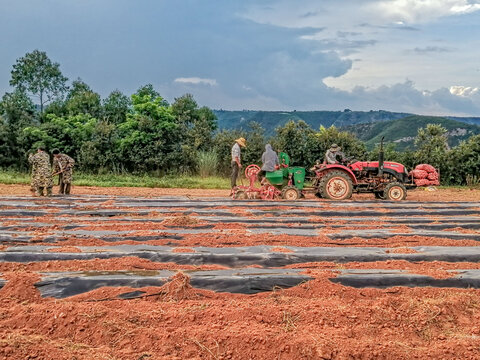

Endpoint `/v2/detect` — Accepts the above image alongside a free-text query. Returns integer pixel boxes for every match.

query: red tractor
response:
[312,138,416,201]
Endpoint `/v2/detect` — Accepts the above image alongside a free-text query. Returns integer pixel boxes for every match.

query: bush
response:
[197,151,218,177]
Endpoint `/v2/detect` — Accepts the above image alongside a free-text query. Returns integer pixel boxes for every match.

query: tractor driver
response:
[325,144,347,164]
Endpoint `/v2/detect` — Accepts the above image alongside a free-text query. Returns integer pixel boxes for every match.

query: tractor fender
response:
[317,165,357,185]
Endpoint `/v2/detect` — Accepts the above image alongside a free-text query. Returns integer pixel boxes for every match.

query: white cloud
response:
[374,0,480,23]
[174,77,218,86]
[450,86,479,97]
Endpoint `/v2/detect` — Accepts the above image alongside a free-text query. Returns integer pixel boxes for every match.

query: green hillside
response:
[213,109,412,134]
[343,115,480,150]
[214,110,480,150]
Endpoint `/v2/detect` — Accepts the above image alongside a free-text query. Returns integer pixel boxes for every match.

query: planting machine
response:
[233,153,306,201]
[232,138,417,201]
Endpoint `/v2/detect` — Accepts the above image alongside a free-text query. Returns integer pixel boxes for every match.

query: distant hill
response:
[213,109,412,134]
[342,115,480,150]
[213,110,480,150]
[213,109,480,136]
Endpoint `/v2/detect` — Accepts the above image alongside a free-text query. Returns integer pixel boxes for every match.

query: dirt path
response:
[1,183,480,201]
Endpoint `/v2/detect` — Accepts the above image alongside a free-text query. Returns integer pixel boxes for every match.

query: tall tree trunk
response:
[40,90,44,114]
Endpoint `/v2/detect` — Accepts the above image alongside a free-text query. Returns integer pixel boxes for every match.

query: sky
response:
[0,0,479,116]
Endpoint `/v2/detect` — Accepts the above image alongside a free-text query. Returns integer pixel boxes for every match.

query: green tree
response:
[171,94,217,172]
[311,125,366,164]
[103,90,130,124]
[242,122,266,166]
[22,113,97,159]
[135,84,168,106]
[0,89,36,168]
[79,120,119,173]
[414,124,448,172]
[118,93,179,172]
[0,116,12,167]
[272,120,316,166]
[10,50,68,113]
[444,134,480,185]
[213,128,246,175]
[65,79,102,118]
[194,106,217,150]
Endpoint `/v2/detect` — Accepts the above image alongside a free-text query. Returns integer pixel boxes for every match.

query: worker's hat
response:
[236,137,247,147]
[330,143,341,151]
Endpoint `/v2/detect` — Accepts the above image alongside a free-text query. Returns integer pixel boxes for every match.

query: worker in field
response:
[325,143,347,164]
[259,143,279,183]
[28,145,53,197]
[27,150,36,195]
[231,137,246,192]
[52,149,75,195]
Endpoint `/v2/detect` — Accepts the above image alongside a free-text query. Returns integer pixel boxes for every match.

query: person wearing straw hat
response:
[325,143,346,164]
[231,137,246,190]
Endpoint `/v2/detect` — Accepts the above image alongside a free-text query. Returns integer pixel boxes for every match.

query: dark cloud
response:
[413,46,452,54]
[0,0,479,116]
[357,23,420,31]
[337,31,362,38]
[300,11,319,18]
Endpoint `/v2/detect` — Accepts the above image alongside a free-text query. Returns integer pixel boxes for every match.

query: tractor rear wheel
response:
[319,171,353,200]
[282,186,300,201]
[383,182,407,201]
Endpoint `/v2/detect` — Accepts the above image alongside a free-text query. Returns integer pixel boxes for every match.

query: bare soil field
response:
[1,185,480,359]
[1,183,480,201]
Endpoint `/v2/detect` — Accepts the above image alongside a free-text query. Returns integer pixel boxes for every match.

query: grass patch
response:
[0,170,231,189]
[0,170,30,185]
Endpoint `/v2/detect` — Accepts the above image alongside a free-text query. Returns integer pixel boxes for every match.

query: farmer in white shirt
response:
[231,137,246,191]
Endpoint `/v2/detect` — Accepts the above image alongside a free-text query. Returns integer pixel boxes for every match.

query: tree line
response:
[0,50,479,185]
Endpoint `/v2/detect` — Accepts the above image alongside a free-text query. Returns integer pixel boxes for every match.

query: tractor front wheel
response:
[319,171,353,200]
[282,186,300,201]
[383,182,407,201]
[374,192,385,200]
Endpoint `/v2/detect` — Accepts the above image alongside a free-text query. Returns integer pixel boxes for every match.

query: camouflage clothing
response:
[53,154,75,184]
[28,151,53,196]
[53,153,75,195]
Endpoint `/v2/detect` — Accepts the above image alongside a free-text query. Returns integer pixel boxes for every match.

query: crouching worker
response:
[28,145,53,197]
[52,149,75,195]
[259,144,279,184]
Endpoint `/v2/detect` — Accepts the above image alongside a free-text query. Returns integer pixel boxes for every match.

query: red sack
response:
[415,178,439,187]
[411,169,428,179]
[427,172,438,181]
[415,164,436,173]
[414,179,430,186]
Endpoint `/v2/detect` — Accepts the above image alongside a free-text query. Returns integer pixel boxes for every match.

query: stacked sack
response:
[409,164,439,186]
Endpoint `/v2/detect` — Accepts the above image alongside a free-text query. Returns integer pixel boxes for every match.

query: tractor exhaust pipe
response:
[378,136,384,177]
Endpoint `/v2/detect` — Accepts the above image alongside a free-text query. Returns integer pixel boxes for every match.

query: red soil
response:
[1,270,480,359]
[2,183,480,201]
[2,185,480,359]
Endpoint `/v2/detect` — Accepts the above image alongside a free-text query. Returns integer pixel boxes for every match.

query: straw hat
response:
[236,137,247,147]
[330,143,340,151]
